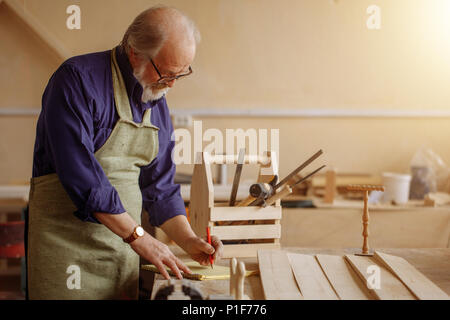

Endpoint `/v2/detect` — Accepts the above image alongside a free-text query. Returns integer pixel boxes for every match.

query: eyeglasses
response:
[149,58,193,85]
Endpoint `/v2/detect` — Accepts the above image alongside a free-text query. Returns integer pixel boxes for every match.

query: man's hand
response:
[160,215,224,266]
[93,211,191,280]
[130,232,191,280]
[183,235,224,266]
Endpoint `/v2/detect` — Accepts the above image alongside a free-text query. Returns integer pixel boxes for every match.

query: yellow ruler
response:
[141,261,258,281]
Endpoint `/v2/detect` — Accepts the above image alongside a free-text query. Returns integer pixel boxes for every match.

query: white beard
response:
[133,63,170,103]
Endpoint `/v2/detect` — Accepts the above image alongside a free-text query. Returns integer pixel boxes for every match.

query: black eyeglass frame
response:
[149,58,193,84]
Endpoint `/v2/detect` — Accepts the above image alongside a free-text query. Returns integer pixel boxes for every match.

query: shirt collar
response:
[114,46,161,110]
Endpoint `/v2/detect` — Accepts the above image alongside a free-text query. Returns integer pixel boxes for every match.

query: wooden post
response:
[324,170,336,204]
[229,257,237,296]
[346,184,385,256]
[236,261,246,300]
[362,190,369,254]
[230,258,249,300]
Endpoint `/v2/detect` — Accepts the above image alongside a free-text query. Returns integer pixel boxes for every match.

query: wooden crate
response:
[189,151,281,258]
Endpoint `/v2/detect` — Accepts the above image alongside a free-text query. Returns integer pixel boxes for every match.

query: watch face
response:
[136,226,144,237]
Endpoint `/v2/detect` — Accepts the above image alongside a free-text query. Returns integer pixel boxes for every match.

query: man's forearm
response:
[94,211,191,279]
[160,215,197,250]
[93,211,137,239]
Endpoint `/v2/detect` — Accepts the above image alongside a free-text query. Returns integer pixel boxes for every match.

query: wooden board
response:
[323,170,336,204]
[345,255,416,300]
[141,261,258,281]
[188,152,214,238]
[210,206,281,221]
[374,251,449,300]
[315,254,372,300]
[257,249,303,300]
[151,247,450,300]
[211,224,281,240]
[287,253,338,300]
[223,243,280,258]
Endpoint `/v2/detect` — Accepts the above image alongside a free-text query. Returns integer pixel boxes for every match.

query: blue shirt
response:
[32,46,186,227]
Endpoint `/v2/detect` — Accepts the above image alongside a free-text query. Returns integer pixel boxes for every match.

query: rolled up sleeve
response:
[43,64,126,223]
[74,185,125,223]
[140,120,186,227]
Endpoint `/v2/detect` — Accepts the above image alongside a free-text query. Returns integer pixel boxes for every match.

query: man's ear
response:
[127,47,139,68]
[128,46,135,58]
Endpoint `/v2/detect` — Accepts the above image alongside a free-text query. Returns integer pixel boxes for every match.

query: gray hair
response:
[120,5,201,58]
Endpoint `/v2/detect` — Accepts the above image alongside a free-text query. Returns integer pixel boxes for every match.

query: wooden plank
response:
[208,154,270,165]
[210,206,281,221]
[323,170,336,204]
[345,254,416,300]
[315,254,372,300]
[223,243,280,258]
[374,251,449,300]
[212,224,281,240]
[287,253,338,300]
[189,152,214,238]
[257,249,303,300]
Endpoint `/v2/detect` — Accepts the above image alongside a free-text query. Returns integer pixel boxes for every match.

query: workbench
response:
[147,246,450,299]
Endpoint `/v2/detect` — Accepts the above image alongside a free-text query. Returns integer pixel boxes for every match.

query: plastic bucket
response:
[382,172,412,204]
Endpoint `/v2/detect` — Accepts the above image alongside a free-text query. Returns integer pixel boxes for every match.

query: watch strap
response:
[123,226,142,244]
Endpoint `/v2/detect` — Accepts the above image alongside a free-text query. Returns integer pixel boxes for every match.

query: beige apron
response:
[27,47,159,300]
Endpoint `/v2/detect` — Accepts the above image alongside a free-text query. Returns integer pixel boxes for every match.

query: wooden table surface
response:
[148,246,450,300]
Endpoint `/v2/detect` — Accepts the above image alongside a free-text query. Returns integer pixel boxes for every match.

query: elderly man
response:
[27,6,223,299]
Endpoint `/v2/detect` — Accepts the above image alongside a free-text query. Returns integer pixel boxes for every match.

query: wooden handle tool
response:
[229,148,246,206]
[236,195,257,207]
[262,185,292,207]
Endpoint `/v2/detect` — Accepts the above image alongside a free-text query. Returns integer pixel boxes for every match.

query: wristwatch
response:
[123,226,145,244]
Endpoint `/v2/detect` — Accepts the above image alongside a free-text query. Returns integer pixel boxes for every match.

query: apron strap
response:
[142,108,153,127]
[111,47,160,130]
[111,47,134,122]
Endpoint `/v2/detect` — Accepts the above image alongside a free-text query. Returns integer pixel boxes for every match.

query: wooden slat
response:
[374,251,449,300]
[287,253,338,300]
[315,254,372,300]
[188,152,214,238]
[345,255,416,300]
[208,154,270,165]
[257,250,303,300]
[210,206,281,221]
[223,243,279,258]
[212,224,280,240]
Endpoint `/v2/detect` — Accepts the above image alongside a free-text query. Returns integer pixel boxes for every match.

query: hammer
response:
[240,149,324,207]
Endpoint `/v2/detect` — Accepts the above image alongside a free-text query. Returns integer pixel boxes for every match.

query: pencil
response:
[206,227,214,269]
